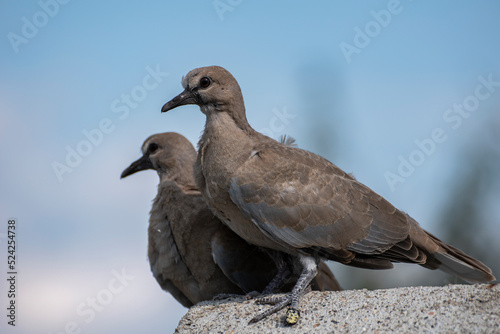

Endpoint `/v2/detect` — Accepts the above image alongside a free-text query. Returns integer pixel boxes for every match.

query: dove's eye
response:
[149,143,159,153]
[200,77,211,88]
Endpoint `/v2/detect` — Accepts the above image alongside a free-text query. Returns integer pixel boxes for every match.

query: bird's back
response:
[228,133,494,282]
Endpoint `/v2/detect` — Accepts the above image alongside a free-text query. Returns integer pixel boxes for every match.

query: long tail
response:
[421,231,495,283]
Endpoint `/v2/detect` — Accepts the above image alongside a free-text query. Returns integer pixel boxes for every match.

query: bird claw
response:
[249,294,297,324]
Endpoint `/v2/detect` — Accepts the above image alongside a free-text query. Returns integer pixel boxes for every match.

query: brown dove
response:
[120,132,341,307]
[160,66,495,324]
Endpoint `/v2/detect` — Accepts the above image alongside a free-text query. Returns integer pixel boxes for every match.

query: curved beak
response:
[161,89,197,113]
[120,154,154,179]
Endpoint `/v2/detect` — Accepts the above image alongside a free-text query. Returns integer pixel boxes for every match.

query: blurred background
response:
[1,1,499,333]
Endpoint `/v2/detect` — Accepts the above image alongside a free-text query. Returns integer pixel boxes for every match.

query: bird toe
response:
[248,294,293,324]
[255,294,288,305]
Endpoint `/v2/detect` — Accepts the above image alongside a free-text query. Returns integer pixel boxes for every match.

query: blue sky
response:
[1,1,499,333]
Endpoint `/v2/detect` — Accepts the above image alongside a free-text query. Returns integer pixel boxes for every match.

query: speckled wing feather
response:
[229,141,422,267]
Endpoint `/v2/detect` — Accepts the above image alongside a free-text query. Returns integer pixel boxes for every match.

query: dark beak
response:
[161,89,197,113]
[120,154,154,179]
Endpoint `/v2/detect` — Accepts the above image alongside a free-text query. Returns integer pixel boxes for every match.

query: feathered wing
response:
[229,142,494,282]
[230,143,409,262]
[148,219,194,307]
[147,184,204,307]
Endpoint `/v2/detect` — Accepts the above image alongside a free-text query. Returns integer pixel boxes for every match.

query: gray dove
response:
[160,66,495,324]
[120,132,341,307]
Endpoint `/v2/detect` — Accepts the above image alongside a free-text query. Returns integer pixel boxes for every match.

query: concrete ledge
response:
[174,284,499,333]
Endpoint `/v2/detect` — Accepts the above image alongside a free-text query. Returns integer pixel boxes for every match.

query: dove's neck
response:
[158,168,197,192]
[156,156,198,192]
[202,95,253,134]
[197,111,255,189]
[202,110,255,147]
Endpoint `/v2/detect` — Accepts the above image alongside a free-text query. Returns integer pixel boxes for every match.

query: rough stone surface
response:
[174,284,499,333]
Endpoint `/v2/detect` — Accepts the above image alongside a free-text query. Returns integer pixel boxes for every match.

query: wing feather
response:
[229,143,410,262]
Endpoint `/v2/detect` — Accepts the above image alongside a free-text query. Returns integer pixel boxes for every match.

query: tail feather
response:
[424,232,495,283]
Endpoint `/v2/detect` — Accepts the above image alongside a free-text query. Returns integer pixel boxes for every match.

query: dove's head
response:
[121,132,196,183]
[161,66,245,117]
